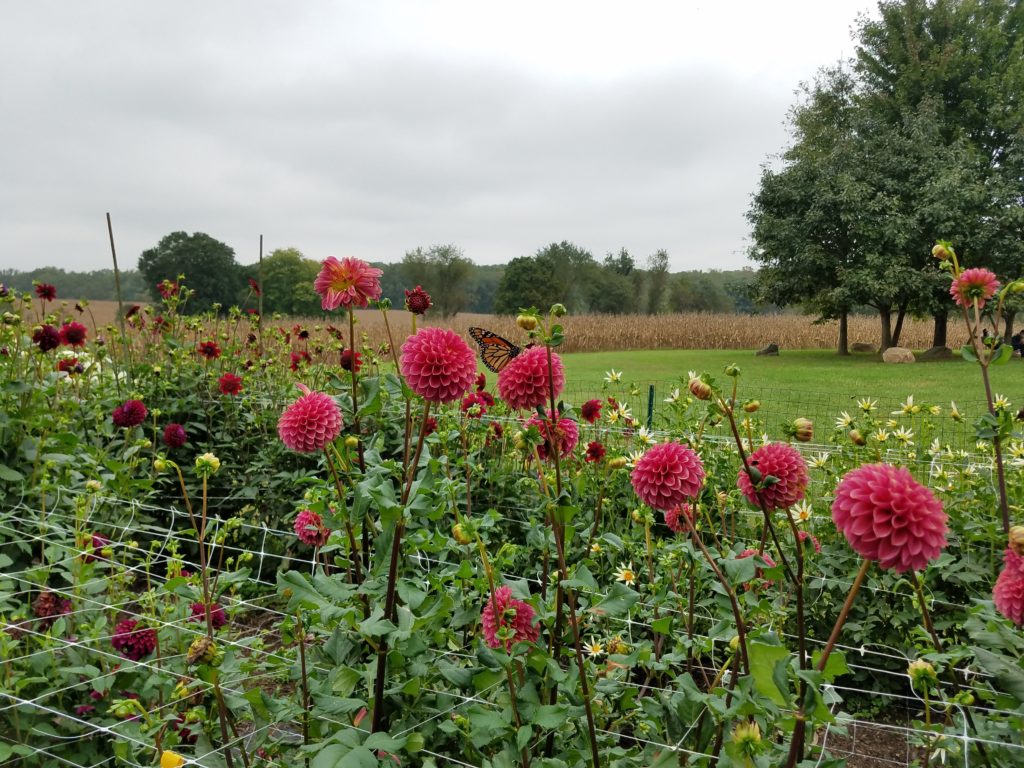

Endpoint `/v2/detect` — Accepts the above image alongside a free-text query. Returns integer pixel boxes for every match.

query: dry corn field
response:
[69,301,969,353]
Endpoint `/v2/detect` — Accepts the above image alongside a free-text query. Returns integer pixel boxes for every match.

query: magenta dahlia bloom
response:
[293,509,331,547]
[404,285,432,315]
[314,256,383,310]
[581,399,603,424]
[35,283,57,301]
[190,601,227,630]
[585,441,606,463]
[112,399,148,428]
[497,345,565,411]
[111,619,157,661]
[631,441,705,511]
[831,464,948,573]
[278,384,343,452]
[664,503,692,534]
[481,585,540,652]
[737,442,809,511]
[400,327,477,403]
[59,321,88,347]
[950,268,999,309]
[162,423,187,449]
[525,410,579,460]
[994,548,1024,626]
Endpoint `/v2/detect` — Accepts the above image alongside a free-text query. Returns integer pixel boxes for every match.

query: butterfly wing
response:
[468,327,521,373]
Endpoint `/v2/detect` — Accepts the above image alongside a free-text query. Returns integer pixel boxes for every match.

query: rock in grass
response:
[882,346,916,363]
[756,343,779,356]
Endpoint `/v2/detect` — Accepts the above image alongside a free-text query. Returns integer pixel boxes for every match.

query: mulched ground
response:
[818,719,927,768]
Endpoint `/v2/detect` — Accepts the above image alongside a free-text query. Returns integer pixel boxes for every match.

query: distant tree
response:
[254,248,322,316]
[645,250,670,314]
[493,241,597,314]
[138,232,242,313]
[603,248,634,276]
[399,244,474,318]
[465,265,504,314]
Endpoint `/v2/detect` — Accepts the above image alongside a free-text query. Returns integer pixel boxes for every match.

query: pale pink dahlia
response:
[400,327,477,403]
[737,442,809,511]
[950,268,999,309]
[314,256,383,311]
[293,509,331,547]
[631,442,705,511]
[481,586,540,652]
[993,548,1024,626]
[524,410,579,460]
[497,345,565,411]
[278,384,343,452]
[831,464,948,573]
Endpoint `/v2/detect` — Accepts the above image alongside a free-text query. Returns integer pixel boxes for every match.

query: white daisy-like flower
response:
[993,393,1012,411]
[585,639,605,658]
[604,369,622,384]
[626,450,645,468]
[928,438,942,456]
[636,426,655,446]
[614,563,636,585]
[809,452,829,469]
[949,402,964,422]
[792,500,813,522]
[873,429,890,443]
[616,402,633,422]
[885,418,899,429]
[893,426,914,445]
[857,397,878,413]
[928,405,941,416]
[893,395,920,416]
[664,388,681,404]
[835,411,855,430]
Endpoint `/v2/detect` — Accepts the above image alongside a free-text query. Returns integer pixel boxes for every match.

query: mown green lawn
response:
[555,349,1023,447]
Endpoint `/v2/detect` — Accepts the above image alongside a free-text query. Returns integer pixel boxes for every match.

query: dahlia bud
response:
[631,509,643,523]
[403,286,432,315]
[153,459,168,474]
[724,364,741,378]
[195,452,220,477]
[607,456,628,470]
[729,635,740,652]
[516,314,538,331]
[731,721,762,756]
[187,636,218,666]
[688,376,711,401]
[931,243,952,261]
[85,479,102,492]
[1010,526,1024,556]
[792,418,814,443]
[848,429,866,446]
[345,436,359,449]
[550,303,567,318]
[907,658,938,691]
[172,680,190,700]
[743,400,760,413]
[452,523,471,545]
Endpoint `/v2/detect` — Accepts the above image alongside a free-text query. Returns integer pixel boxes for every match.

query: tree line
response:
[5,234,761,317]
[748,0,1024,353]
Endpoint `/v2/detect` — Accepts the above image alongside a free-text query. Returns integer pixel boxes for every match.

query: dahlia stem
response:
[325,448,362,584]
[297,612,311,767]
[347,306,365,473]
[816,557,872,673]
[372,400,432,733]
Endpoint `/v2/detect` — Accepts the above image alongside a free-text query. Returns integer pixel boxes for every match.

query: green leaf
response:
[358,608,397,637]
[588,582,640,617]
[960,344,978,363]
[748,640,791,706]
[812,648,849,682]
[338,746,379,768]
[651,616,672,635]
[973,647,1024,703]
[531,704,570,729]
[992,342,1014,365]
[0,464,23,482]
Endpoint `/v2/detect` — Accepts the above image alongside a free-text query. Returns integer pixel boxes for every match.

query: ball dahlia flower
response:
[631,441,705,511]
[293,509,331,547]
[162,423,187,449]
[400,327,477,403]
[994,541,1024,626]
[497,346,565,411]
[190,601,227,630]
[404,285,432,315]
[831,464,947,573]
[314,256,383,311]
[664,503,692,534]
[111,619,157,661]
[481,585,540,652]
[278,384,343,452]
[218,373,243,396]
[950,268,999,310]
[736,442,809,511]
[33,324,60,353]
[524,410,579,460]
[112,400,148,428]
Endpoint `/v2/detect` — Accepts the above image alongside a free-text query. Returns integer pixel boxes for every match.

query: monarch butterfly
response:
[468,327,521,373]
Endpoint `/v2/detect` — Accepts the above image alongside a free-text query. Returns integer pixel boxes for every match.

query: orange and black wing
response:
[468,327,521,373]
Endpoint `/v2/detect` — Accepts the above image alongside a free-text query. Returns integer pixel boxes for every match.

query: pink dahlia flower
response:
[994,548,1024,626]
[293,509,331,547]
[314,256,383,311]
[831,464,948,573]
[797,530,822,554]
[664,503,692,534]
[525,409,579,460]
[737,442,809,511]
[112,400,148,428]
[111,619,157,661]
[278,384,343,452]
[481,585,540,652]
[190,601,227,630]
[950,268,999,309]
[631,442,705,511]
[400,327,477,403]
[497,346,565,411]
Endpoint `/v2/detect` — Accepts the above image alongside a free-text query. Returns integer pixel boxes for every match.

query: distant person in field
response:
[1012,332,1024,358]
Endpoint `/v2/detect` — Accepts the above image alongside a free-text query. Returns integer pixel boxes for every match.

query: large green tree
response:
[253,248,322,316]
[493,241,599,315]
[138,231,242,313]
[399,244,474,318]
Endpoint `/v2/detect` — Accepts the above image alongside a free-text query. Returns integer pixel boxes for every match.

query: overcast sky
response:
[2,1,875,275]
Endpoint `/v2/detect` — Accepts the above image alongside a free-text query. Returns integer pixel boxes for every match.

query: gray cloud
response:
[1,1,867,274]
